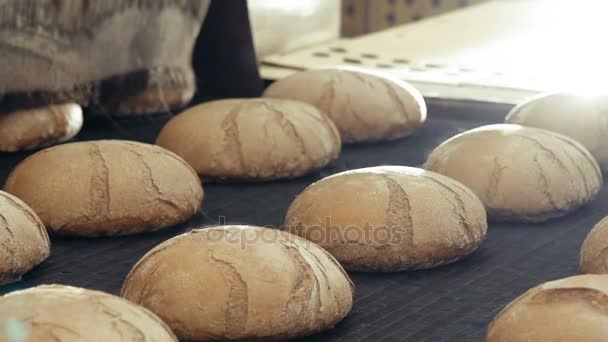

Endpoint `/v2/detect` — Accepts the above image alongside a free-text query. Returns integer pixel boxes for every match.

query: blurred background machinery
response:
[255,0,606,104]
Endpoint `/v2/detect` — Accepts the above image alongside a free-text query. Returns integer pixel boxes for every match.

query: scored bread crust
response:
[284,166,488,272]
[3,140,203,236]
[121,226,355,341]
[156,98,342,181]
[0,284,177,341]
[0,103,83,152]
[425,124,603,222]
[487,275,608,341]
[263,67,427,143]
[505,93,608,172]
[581,217,608,274]
[0,190,50,285]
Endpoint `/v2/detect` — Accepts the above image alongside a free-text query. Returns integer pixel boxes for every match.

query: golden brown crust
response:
[156,98,342,181]
[487,275,608,341]
[284,166,487,272]
[425,124,602,222]
[581,217,608,274]
[263,67,426,143]
[0,103,83,152]
[506,93,608,171]
[3,140,203,237]
[0,284,177,341]
[0,190,50,285]
[121,226,354,341]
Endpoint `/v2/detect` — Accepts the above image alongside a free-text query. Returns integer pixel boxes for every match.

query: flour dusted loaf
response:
[581,217,608,274]
[506,93,608,171]
[425,124,602,222]
[284,166,487,272]
[156,98,341,181]
[0,285,177,341]
[263,67,426,143]
[487,275,608,341]
[121,225,354,341]
[4,140,203,236]
[0,191,49,285]
[0,103,83,152]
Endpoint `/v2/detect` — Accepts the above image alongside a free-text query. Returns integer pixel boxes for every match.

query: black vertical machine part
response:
[193,0,264,99]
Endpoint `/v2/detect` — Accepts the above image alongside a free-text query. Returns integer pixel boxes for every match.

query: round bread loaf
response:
[425,124,602,222]
[156,98,341,181]
[284,166,487,272]
[263,67,426,143]
[0,191,49,285]
[122,226,354,341]
[487,274,608,341]
[0,285,177,341]
[0,103,83,152]
[506,93,608,171]
[4,140,203,236]
[580,217,608,274]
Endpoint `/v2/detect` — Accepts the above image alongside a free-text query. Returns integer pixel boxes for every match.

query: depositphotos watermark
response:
[204,216,408,248]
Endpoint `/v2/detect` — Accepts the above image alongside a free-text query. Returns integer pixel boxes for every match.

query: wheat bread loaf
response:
[0,285,177,341]
[156,98,341,181]
[0,190,49,285]
[425,124,602,222]
[263,67,426,143]
[487,275,608,341]
[581,217,608,274]
[0,103,83,152]
[284,166,487,271]
[506,93,608,171]
[4,140,203,236]
[121,225,354,341]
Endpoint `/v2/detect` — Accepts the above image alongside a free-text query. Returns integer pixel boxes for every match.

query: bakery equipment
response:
[262,0,607,104]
